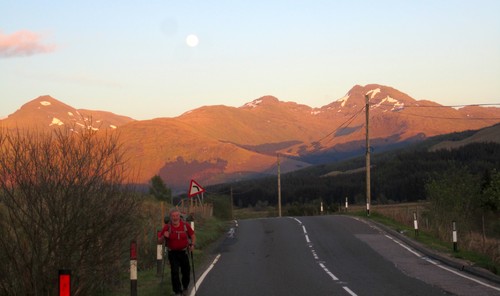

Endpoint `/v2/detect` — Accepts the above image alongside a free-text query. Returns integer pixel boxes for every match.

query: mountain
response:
[207,127,500,207]
[2,85,500,193]
[1,95,134,130]
[287,84,500,158]
[429,123,500,151]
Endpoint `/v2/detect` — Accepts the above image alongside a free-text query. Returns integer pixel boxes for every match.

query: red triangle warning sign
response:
[188,179,205,197]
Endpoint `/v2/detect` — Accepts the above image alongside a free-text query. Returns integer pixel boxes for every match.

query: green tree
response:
[481,169,500,212]
[149,175,172,202]
[480,169,500,241]
[425,165,480,240]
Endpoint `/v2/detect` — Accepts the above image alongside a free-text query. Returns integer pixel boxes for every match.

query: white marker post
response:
[413,212,419,237]
[130,240,138,296]
[156,230,162,276]
[345,197,348,212]
[452,221,458,252]
[320,202,324,215]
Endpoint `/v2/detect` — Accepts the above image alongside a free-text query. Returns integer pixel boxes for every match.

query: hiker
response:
[158,208,196,296]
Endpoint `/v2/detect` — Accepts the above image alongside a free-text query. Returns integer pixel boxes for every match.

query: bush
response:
[0,127,142,295]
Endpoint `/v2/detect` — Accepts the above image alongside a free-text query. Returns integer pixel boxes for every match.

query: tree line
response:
[209,141,500,208]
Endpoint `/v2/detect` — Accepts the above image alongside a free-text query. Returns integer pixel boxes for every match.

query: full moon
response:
[186,34,199,47]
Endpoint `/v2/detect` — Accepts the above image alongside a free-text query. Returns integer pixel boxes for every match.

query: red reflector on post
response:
[130,240,137,260]
[59,270,71,296]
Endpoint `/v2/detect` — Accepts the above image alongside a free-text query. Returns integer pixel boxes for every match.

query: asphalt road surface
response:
[192,216,500,296]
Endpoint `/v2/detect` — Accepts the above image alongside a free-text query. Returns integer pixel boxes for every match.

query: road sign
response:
[188,179,205,197]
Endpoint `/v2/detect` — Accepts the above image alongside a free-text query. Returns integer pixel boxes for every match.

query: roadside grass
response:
[109,216,229,296]
[349,209,499,274]
[109,204,497,295]
[233,206,275,220]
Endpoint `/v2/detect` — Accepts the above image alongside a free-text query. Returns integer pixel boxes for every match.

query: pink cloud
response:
[0,30,56,58]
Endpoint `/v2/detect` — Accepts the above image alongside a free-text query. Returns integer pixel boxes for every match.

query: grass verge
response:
[109,216,229,296]
[349,210,499,275]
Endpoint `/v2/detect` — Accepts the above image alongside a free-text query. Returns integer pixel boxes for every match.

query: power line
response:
[412,103,500,108]
[397,112,500,120]
[372,102,500,120]
[282,100,500,159]
[378,102,500,108]
[315,106,366,145]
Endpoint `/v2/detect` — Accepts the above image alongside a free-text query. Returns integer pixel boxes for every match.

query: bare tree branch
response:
[0,125,142,295]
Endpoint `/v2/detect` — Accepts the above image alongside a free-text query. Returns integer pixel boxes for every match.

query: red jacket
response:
[158,221,194,251]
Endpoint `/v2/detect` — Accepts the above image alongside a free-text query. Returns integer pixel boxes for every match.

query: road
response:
[192,216,500,296]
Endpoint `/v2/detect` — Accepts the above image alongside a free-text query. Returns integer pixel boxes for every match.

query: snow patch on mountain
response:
[366,88,381,99]
[50,117,64,126]
[338,94,349,107]
[245,99,263,108]
[40,101,51,106]
[372,96,405,111]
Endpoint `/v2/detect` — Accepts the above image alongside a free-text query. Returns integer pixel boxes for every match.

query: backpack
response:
[163,216,192,248]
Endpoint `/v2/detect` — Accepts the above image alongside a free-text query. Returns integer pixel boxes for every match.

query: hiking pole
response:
[190,249,197,295]
[161,243,167,283]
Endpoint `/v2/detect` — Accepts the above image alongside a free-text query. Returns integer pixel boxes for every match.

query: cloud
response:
[0,30,56,58]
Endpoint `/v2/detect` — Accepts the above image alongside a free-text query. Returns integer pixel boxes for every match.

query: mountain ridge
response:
[2,84,499,193]
[2,95,135,130]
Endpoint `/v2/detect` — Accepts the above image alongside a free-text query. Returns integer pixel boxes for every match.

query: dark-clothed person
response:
[158,209,196,296]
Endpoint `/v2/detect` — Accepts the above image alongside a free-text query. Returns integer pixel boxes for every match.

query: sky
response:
[1,1,499,120]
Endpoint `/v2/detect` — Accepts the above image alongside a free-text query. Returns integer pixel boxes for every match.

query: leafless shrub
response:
[0,126,141,295]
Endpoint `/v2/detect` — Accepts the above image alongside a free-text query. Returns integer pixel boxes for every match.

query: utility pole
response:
[277,153,282,217]
[365,94,371,216]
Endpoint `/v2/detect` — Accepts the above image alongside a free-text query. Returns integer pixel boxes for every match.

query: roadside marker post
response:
[156,230,163,276]
[413,212,419,237]
[130,240,138,296]
[452,221,458,252]
[58,269,71,296]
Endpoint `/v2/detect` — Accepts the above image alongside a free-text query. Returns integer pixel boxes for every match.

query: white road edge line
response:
[432,262,500,292]
[385,234,500,292]
[343,286,358,296]
[189,253,221,296]
[384,234,422,257]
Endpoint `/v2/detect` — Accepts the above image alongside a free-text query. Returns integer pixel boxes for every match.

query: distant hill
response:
[2,84,500,193]
[429,123,500,151]
[209,125,500,207]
